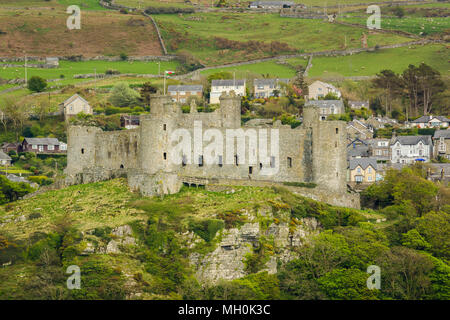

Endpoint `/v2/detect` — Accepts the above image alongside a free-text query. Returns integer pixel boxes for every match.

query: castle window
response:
[199,155,203,167]
[287,157,292,168]
[335,141,338,148]
[81,148,84,154]
[120,164,124,169]
[336,128,339,134]
[235,155,239,166]
[182,155,187,167]
[218,155,223,167]
[260,163,263,169]
[270,156,275,168]
[163,124,167,131]
[249,166,253,174]
[163,152,167,160]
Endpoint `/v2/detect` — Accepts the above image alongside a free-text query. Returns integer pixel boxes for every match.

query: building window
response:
[259,163,263,170]
[182,155,187,167]
[249,166,253,174]
[32,144,37,149]
[357,168,361,174]
[218,155,223,167]
[199,155,203,167]
[38,145,44,152]
[81,148,85,154]
[48,145,54,151]
[368,176,372,181]
[336,128,339,134]
[163,124,166,131]
[235,155,239,166]
[368,167,372,173]
[163,152,167,160]
[287,157,292,168]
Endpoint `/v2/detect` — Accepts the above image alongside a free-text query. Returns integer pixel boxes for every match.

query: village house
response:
[1,142,19,154]
[348,158,378,184]
[253,78,289,98]
[349,100,370,110]
[307,80,341,100]
[347,138,370,160]
[366,138,390,162]
[120,115,140,130]
[167,85,203,104]
[0,150,12,166]
[410,115,450,128]
[20,137,66,154]
[433,129,450,160]
[210,80,246,104]
[249,1,294,9]
[366,116,398,130]
[45,57,59,68]
[390,135,433,164]
[346,119,373,140]
[305,100,345,120]
[59,94,92,121]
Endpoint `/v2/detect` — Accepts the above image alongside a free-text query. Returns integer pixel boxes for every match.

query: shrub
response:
[28,76,47,92]
[188,219,224,242]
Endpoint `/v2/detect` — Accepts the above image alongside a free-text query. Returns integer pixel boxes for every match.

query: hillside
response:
[0,5,162,57]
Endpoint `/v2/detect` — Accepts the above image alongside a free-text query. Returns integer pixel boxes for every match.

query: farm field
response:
[200,58,307,78]
[155,12,412,66]
[0,0,106,10]
[308,44,450,78]
[0,6,162,57]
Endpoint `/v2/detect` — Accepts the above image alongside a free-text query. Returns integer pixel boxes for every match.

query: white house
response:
[308,80,341,100]
[390,135,433,164]
[253,78,289,98]
[410,115,450,128]
[59,94,92,120]
[210,79,246,104]
[305,100,345,120]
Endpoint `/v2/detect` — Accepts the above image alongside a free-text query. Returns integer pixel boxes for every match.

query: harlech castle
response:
[65,92,359,208]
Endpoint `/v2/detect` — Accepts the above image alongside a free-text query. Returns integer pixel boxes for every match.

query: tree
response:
[108,82,140,108]
[372,70,403,116]
[140,82,158,107]
[291,71,308,97]
[28,76,47,92]
[2,98,28,140]
[416,63,445,115]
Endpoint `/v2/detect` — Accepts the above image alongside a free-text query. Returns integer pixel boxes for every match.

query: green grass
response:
[308,44,450,78]
[155,12,411,66]
[200,59,307,78]
[0,0,107,10]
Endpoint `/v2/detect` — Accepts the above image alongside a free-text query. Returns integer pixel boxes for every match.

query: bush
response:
[28,76,47,92]
[28,175,53,186]
[188,219,224,242]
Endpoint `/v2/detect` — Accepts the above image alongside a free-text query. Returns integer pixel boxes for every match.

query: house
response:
[366,116,398,130]
[20,137,66,154]
[433,129,450,160]
[346,119,373,140]
[59,94,92,121]
[347,139,370,160]
[0,150,12,166]
[249,1,294,9]
[121,115,140,130]
[305,100,345,120]
[210,80,246,104]
[253,78,289,98]
[307,80,341,100]
[1,142,19,154]
[349,100,370,110]
[167,85,203,104]
[410,115,450,128]
[390,135,433,164]
[45,57,59,68]
[349,158,378,184]
[366,138,390,162]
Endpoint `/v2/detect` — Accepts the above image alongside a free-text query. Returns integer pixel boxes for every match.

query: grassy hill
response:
[0,5,162,57]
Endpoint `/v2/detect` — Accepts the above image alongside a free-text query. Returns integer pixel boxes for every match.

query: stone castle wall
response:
[65,92,359,208]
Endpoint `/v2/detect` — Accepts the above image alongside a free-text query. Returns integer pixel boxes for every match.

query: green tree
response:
[108,82,140,107]
[28,76,47,92]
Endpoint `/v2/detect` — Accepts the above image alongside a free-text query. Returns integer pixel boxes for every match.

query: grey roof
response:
[411,115,450,123]
[23,137,60,146]
[0,150,11,160]
[305,100,344,108]
[167,85,203,92]
[348,145,370,158]
[392,135,432,146]
[434,130,450,139]
[211,79,245,87]
[349,158,378,170]
[254,78,290,86]
[62,94,89,106]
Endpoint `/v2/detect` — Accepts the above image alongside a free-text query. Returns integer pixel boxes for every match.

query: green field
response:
[308,44,450,78]
[0,0,106,10]
[155,12,411,66]
[200,58,308,78]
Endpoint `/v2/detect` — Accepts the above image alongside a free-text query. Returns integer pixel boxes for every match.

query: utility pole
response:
[158,62,160,76]
[94,68,97,92]
[163,72,166,95]
[24,54,27,85]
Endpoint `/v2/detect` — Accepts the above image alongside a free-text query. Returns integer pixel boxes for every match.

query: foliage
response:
[108,82,141,107]
[28,76,47,93]
[0,175,34,204]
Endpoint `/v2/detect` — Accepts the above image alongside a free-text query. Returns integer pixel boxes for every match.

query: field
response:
[0,6,162,57]
[155,12,411,66]
[308,44,450,78]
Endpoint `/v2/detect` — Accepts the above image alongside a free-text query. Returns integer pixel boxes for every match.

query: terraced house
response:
[348,158,378,184]
[210,80,246,104]
[167,85,203,103]
[390,135,433,164]
[253,78,289,98]
[433,130,450,160]
[305,100,344,121]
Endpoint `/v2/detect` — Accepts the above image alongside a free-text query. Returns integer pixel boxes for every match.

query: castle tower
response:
[66,126,102,176]
[219,91,241,129]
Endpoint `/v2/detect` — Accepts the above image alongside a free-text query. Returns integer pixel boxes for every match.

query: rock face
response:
[189,209,320,284]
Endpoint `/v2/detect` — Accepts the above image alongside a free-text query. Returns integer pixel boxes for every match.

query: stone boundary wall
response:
[0,55,176,63]
[142,12,169,55]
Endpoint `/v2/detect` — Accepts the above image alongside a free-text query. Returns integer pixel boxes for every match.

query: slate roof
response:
[349,158,378,170]
[305,100,344,109]
[391,135,432,146]
[250,1,294,6]
[167,85,203,92]
[434,130,450,139]
[411,115,450,123]
[254,78,290,86]
[211,80,245,87]
[348,145,370,158]
[61,94,89,106]
[23,137,60,146]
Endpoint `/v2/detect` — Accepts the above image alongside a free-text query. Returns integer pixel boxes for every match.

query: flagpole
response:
[164,72,166,95]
